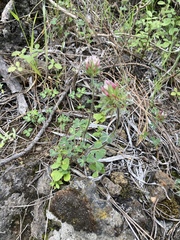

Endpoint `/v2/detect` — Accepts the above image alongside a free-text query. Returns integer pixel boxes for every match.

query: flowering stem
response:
[83,78,95,139]
[115,107,120,130]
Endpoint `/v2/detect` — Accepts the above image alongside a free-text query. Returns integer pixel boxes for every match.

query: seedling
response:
[23,109,45,124]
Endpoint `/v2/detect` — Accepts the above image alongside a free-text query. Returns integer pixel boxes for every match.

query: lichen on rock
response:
[50,178,123,237]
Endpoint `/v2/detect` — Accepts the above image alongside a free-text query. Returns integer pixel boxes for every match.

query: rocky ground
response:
[0,0,180,240]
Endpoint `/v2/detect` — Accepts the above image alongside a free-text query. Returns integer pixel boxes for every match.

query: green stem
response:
[83,78,95,139]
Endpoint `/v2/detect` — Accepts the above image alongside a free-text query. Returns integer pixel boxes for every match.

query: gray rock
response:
[0,192,26,240]
[31,199,46,239]
[50,178,124,238]
[102,176,122,196]
[0,164,38,240]
[48,221,136,240]
[37,171,51,196]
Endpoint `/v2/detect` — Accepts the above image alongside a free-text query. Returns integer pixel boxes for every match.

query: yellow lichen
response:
[96,210,109,220]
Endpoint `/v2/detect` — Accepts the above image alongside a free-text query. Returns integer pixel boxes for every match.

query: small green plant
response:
[48,58,62,70]
[50,57,131,189]
[171,88,180,100]
[77,140,106,177]
[76,87,86,98]
[8,44,42,76]
[93,112,106,124]
[10,9,63,78]
[8,61,23,73]
[0,83,4,94]
[68,87,87,110]
[50,153,71,189]
[50,118,89,188]
[69,87,86,99]
[50,117,108,189]
[0,128,16,148]
[23,128,33,137]
[40,87,59,99]
[58,0,74,9]
[23,109,45,124]
[75,18,94,41]
[123,0,180,64]
[9,10,46,76]
[57,114,71,131]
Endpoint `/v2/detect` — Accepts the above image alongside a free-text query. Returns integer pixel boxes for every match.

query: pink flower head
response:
[85,55,100,77]
[101,80,119,96]
[104,80,118,89]
[100,80,129,111]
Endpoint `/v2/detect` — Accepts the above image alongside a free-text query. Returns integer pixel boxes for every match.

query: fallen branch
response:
[98,154,139,162]
[0,78,73,166]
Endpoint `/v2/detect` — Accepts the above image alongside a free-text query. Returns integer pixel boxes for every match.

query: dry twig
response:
[48,0,77,19]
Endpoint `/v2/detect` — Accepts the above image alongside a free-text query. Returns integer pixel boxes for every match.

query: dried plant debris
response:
[0,0,180,239]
